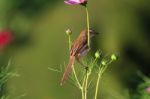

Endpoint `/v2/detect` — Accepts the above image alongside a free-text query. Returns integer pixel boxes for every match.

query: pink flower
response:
[146,86,150,93]
[64,0,87,5]
[0,30,13,49]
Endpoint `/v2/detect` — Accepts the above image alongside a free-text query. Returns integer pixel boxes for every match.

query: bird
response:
[60,29,98,85]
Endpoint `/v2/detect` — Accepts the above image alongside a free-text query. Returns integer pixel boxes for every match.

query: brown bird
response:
[60,29,98,85]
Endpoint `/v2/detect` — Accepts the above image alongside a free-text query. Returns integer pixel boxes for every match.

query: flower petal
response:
[64,0,80,5]
[0,30,13,49]
[80,0,86,3]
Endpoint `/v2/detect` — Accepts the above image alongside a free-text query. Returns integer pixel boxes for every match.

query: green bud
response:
[111,54,117,61]
[95,51,100,58]
[101,61,106,65]
[66,29,72,35]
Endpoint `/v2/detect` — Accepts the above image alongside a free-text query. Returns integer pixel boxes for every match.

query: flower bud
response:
[66,29,72,35]
[95,51,100,58]
[111,54,117,61]
[101,61,106,66]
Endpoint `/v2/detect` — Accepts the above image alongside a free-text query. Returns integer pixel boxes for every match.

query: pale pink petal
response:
[146,87,150,93]
[64,0,87,5]
[64,0,80,5]
[80,0,87,3]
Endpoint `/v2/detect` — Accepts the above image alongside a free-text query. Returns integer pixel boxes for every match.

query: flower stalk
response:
[66,29,72,50]
[94,54,117,99]
[85,7,90,48]
[84,71,90,99]
[72,66,85,99]
[94,73,101,99]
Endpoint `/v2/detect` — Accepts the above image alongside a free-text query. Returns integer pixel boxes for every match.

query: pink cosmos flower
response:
[64,0,87,5]
[146,86,150,93]
[0,30,13,49]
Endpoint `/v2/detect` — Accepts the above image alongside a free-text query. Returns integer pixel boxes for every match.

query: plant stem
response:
[84,73,88,99]
[101,60,113,75]
[82,75,86,99]
[85,7,90,48]
[84,58,97,99]
[81,87,85,99]
[84,70,91,99]
[94,60,113,99]
[68,35,71,50]
[72,66,82,89]
[94,73,101,99]
[72,66,84,99]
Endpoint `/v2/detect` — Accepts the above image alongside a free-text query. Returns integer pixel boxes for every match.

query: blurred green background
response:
[0,0,150,99]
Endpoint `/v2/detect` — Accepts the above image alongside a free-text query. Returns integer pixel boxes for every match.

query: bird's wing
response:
[70,36,87,56]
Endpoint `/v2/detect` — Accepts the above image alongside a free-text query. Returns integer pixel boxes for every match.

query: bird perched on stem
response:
[61,29,98,85]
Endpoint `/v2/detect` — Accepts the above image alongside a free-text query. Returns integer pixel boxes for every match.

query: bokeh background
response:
[0,0,150,99]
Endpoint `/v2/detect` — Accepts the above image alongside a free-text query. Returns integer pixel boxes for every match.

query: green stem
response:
[101,60,113,75]
[94,60,113,99]
[72,66,82,89]
[72,66,84,99]
[84,58,97,99]
[84,70,91,99]
[84,73,88,99]
[85,7,90,48]
[82,76,86,99]
[68,35,71,50]
[81,87,85,99]
[94,73,101,99]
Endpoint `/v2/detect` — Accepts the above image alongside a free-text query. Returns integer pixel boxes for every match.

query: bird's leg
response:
[76,54,88,70]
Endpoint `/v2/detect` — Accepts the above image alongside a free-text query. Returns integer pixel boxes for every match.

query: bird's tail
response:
[60,56,75,85]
